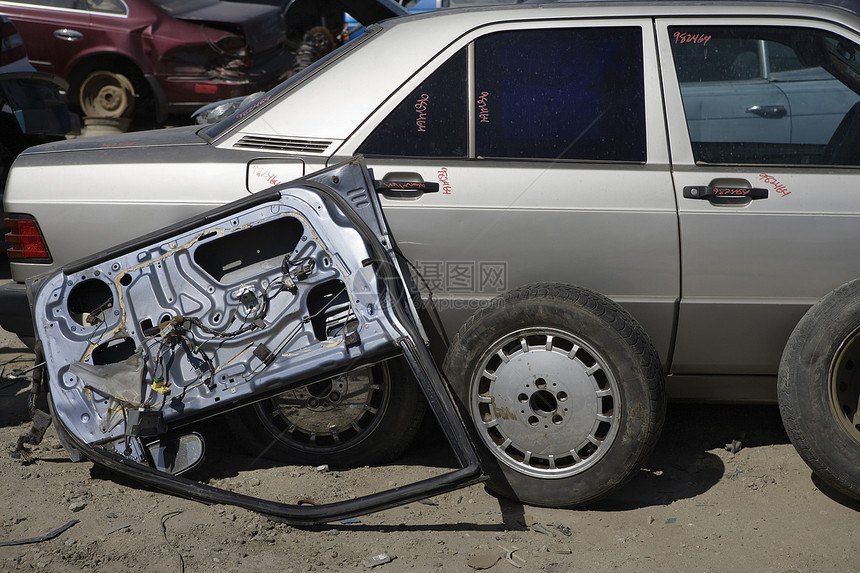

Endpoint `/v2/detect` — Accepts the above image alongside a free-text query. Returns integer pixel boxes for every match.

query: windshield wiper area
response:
[27,157,484,524]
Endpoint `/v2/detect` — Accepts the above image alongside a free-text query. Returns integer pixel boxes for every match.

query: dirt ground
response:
[1,318,859,572]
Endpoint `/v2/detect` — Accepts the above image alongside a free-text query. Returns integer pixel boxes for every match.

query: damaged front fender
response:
[29,157,484,524]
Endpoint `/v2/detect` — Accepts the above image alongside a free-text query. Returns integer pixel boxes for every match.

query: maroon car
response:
[0,0,292,122]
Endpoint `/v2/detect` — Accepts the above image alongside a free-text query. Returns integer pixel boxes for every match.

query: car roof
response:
[450,0,860,13]
[417,0,860,19]
[208,0,860,144]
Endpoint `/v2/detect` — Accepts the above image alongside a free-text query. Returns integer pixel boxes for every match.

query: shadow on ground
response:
[593,403,789,510]
[179,401,792,515]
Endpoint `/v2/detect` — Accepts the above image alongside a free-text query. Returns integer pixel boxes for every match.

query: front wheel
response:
[779,278,860,501]
[444,283,666,507]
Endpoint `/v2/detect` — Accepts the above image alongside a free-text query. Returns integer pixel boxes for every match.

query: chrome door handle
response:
[746,104,787,119]
[54,29,83,41]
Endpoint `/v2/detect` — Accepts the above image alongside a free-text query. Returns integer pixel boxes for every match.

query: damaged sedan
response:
[0,0,292,122]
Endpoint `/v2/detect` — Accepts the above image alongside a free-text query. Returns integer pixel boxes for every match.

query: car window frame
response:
[656,15,860,168]
[0,0,128,17]
[337,17,665,166]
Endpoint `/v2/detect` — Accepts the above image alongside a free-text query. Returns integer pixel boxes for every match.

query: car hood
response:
[175,2,284,53]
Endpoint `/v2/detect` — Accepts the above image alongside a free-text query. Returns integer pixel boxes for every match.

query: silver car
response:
[6,0,860,506]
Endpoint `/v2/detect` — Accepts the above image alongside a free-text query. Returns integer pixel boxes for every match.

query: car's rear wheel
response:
[228,358,426,467]
[444,283,666,507]
[79,71,135,118]
[779,278,860,501]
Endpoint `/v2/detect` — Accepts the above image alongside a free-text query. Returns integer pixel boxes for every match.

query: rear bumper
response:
[0,280,33,339]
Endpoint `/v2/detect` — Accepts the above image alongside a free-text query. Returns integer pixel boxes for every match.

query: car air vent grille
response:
[235,135,332,154]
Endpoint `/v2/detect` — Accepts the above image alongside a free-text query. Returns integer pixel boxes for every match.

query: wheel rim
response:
[252,363,390,454]
[80,71,135,118]
[828,325,860,446]
[469,328,621,479]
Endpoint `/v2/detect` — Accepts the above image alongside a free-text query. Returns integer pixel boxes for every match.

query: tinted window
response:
[673,37,762,82]
[359,49,468,157]
[85,0,126,14]
[475,27,645,161]
[766,41,805,73]
[24,0,85,9]
[670,26,860,166]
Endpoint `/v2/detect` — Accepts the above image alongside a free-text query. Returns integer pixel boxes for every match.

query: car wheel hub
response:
[80,71,135,118]
[254,364,387,449]
[470,328,620,479]
[829,326,860,446]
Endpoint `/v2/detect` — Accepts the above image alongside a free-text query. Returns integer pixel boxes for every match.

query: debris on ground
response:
[362,552,394,568]
[725,440,743,454]
[500,545,526,568]
[466,550,502,570]
[531,523,557,537]
[0,520,79,547]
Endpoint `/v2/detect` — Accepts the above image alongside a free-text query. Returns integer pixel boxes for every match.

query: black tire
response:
[443,283,666,507]
[778,278,860,501]
[227,358,426,467]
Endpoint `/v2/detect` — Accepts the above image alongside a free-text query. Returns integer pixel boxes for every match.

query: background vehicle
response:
[0,15,75,190]
[6,0,860,507]
[0,0,291,124]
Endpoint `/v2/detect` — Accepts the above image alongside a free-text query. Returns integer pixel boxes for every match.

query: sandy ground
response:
[1,276,859,572]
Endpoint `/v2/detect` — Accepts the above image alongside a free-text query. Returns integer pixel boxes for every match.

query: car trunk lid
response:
[173,2,285,54]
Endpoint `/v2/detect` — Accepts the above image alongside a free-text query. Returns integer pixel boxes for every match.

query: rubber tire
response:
[443,283,666,507]
[778,278,860,501]
[227,358,426,467]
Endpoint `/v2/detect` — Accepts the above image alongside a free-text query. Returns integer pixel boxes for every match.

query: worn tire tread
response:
[445,282,666,506]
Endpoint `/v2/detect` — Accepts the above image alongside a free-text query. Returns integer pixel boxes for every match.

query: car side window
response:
[669,26,860,166]
[84,0,126,14]
[358,49,468,157]
[475,27,645,161]
[25,0,86,9]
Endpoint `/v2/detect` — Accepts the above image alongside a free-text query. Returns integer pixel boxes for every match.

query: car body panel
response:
[657,16,860,374]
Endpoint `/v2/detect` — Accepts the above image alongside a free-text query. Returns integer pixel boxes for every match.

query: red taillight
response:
[0,19,28,66]
[194,84,219,95]
[5,217,51,260]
